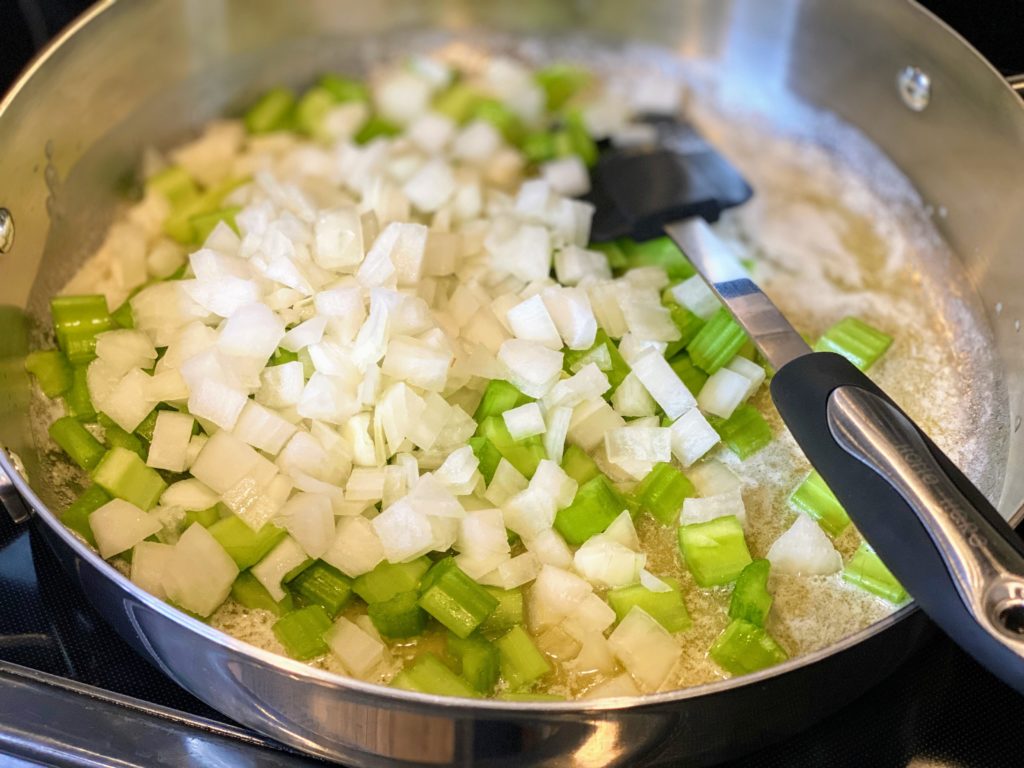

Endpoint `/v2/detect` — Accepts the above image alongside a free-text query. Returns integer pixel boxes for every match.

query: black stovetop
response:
[3,2,1024,766]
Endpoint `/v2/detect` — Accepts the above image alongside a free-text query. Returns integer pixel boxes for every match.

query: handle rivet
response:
[898,66,931,112]
[0,208,12,254]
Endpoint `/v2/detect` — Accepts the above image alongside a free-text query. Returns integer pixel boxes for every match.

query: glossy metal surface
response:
[664,219,812,370]
[0,0,1023,765]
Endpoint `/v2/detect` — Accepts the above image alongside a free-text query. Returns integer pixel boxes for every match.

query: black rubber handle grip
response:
[771,351,1024,693]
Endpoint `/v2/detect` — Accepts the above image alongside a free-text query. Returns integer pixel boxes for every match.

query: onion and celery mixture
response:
[27,56,907,700]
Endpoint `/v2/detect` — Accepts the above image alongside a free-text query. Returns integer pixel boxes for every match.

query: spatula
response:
[590,120,1024,694]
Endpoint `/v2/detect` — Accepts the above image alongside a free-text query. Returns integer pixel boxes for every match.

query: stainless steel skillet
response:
[1,1,1023,765]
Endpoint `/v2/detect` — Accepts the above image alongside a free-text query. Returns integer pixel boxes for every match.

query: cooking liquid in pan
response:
[32,49,1005,698]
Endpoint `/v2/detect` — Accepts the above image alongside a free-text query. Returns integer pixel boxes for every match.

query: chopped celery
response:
[290,560,353,617]
[535,64,591,111]
[244,87,296,134]
[447,632,499,694]
[709,618,788,675]
[813,317,892,371]
[283,557,314,584]
[472,379,532,422]
[391,653,479,698]
[729,559,772,627]
[231,571,294,616]
[468,436,502,484]
[133,409,160,444]
[432,83,483,122]
[24,349,73,397]
[687,308,747,374]
[64,366,96,422]
[294,86,337,137]
[790,471,850,537]
[49,416,105,471]
[843,542,908,603]
[590,240,628,271]
[318,74,369,103]
[664,304,706,359]
[184,505,220,528]
[634,462,695,525]
[617,236,695,282]
[677,515,752,587]
[110,301,134,329]
[209,516,287,570]
[708,405,773,460]
[189,207,240,243]
[472,98,525,143]
[60,485,110,546]
[496,625,551,689]
[352,557,432,604]
[163,177,248,244]
[553,474,626,545]
[272,605,332,660]
[355,115,401,145]
[97,414,146,459]
[146,166,199,208]
[554,111,597,167]
[368,590,428,638]
[560,444,602,487]
[668,354,709,396]
[475,416,546,479]
[607,579,691,633]
[91,447,167,511]
[561,329,630,392]
[268,347,299,366]
[479,587,525,638]
[418,558,498,639]
[521,131,558,164]
[50,295,114,365]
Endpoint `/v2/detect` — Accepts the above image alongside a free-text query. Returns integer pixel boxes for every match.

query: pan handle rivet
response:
[898,66,931,112]
[0,208,13,254]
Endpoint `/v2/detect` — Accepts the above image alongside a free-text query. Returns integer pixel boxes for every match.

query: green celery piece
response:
[535,64,591,111]
[468,436,502,484]
[25,349,73,398]
[634,462,695,525]
[189,207,241,243]
[790,471,850,538]
[50,295,114,365]
[209,516,287,569]
[91,446,167,511]
[391,653,479,698]
[231,571,294,616]
[478,586,525,639]
[184,505,220,528]
[562,330,629,392]
[368,590,428,638]
[146,166,199,208]
[553,474,626,545]
[472,379,532,422]
[668,354,709,396]
[268,347,299,366]
[607,579,692,633]
[498,692,566,702]
[843,542,908,603]
[64,366,96,422]
[447,632,499,694]
[97,413,146,459]
[813,317,892,371]
[709,618,788,675]
[432,83,483,122]
[294,86,338,137]
[475,416,546,479]
[590,241,628,271]
[678,515,752,587]
[60,485,110,546]
[244,87,296,134]
[49,416,106,471]
[272,605,332,660]
[496,625,551,690]
[664,304,707,359]
[708,405,773,460]
[318,74,370,103]
[283,557,313,584]
[352,557,432,604]
[133,409,161,444]
[560,444,602,487]
[618,236,695,282]
[110,301,134,329]
[729,559,773,627]
[521,131,558,164]
[471,98,525,144]
[355,115,401,145]
[290,560,353,617]
[164,177,249,244]
[687,307,748,374]
[418,558,498,639]
[554,111,598,167]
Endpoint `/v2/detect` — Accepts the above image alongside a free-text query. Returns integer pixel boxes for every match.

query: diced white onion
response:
[146,411,195,473]
[90,499,163,559]
[680,489,747,527]
[325,616,386,677]
[767,514,842,575]
[630,349,697,420]
[162,523,239,617]
[607,606,681,691]
[251,535,308,601]
[669,407,720,467]
[697,367,751,420]
[322,516,385,577]
[669,275,721,320]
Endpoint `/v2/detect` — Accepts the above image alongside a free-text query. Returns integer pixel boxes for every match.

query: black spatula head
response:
[585,116,753,242]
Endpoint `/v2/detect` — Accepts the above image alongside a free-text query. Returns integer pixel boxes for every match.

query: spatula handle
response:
[771,351,1024,693]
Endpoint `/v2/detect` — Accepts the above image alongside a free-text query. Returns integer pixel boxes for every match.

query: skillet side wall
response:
[0,0,1018,765]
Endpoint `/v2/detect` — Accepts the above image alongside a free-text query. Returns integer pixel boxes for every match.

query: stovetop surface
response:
[3,2,1024,766]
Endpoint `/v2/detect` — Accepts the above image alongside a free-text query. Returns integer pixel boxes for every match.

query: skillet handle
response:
[771,351,1024,694]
